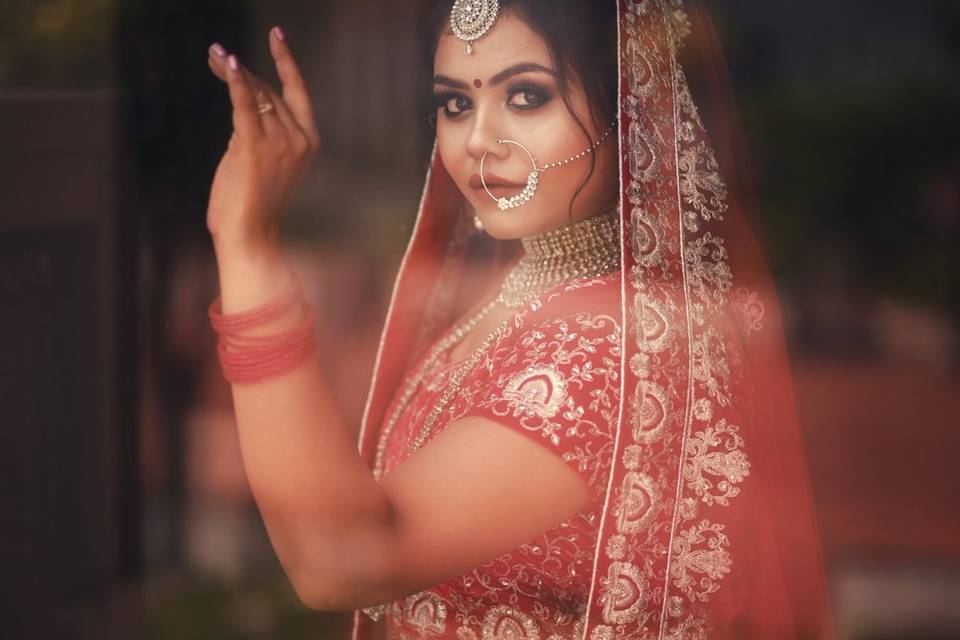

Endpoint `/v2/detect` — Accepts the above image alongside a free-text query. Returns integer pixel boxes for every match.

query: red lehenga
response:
[378,273,622,639]
[351,1,835,638]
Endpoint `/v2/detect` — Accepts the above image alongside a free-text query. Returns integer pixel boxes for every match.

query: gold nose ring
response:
[479,139,540,210]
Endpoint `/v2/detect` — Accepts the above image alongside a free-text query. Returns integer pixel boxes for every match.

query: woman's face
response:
[432,11,619,239]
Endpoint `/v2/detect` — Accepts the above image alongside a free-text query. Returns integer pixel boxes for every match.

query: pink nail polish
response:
[210,43,226,57]
[274,26,285,42]
[228,55,238,71]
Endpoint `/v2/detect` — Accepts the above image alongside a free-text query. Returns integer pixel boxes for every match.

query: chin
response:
[474,206,559,240]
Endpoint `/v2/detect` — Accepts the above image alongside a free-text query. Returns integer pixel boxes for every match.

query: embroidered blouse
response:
[376,273,622,639]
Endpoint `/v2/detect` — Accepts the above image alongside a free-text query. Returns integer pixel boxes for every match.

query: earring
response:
[473,214,485,232]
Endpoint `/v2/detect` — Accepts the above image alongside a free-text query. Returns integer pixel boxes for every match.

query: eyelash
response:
[510,83,551,109]
[430,83,552,119]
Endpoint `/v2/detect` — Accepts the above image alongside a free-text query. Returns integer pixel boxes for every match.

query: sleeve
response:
[462,309,622,500]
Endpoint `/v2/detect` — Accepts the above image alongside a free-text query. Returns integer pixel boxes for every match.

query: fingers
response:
[268,27,321,146]
[224,54,264,138]
[208,35,317,159]
[208,43,228,82]
[210,51,306,146]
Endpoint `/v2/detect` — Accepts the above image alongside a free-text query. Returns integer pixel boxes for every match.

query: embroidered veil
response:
[352,1,835,637]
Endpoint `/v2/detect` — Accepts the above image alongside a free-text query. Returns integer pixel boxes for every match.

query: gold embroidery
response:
[601,562,648,624]
[605,534,629,561]
[458,627,480,640]
[590,625,614,640]
[669,520,732,602]
[362,603,388,622]
[629,121,660,181]
[594,2,749,639]
[403,591,448,634]
[482,605,541,640]
[629,380,669,444]
[482,313,620,459]
[690,328,732,407]
[616,472,660,534]
[636,295,675,353]
[682,419,750,507]
[375,282,620,639]
[732,286,766,335]
[684,234,734,309]
[661,615,709,640]
[678,142,728,233]
[503,365,569,420]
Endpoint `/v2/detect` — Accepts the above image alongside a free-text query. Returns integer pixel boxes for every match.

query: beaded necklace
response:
[372,210,621,479]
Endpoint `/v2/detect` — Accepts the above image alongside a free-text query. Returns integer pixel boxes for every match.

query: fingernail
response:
[228,55,238,71]
[210,43,226,57]
[274,26,285,42]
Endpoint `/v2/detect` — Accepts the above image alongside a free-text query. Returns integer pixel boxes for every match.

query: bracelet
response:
[208,272,317,385]
[208,271,303,333]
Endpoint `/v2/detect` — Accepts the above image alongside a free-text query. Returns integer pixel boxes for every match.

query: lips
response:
[469,172,523,190]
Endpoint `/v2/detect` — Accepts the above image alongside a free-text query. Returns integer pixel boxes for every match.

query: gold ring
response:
[257,102,276,115]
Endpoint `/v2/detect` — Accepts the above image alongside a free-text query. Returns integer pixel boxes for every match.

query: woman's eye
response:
[433,92,472,117]
[507,87,550,109]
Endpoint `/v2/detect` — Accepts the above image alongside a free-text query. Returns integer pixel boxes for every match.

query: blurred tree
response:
[0,0,117,89]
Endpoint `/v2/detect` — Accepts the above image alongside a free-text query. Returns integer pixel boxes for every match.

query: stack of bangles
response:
[207,272,317,385]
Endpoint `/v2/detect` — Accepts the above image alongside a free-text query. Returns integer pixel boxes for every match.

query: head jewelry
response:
[450,0,500,55]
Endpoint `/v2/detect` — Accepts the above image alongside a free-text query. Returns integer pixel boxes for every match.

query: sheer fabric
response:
[352,1,835,638]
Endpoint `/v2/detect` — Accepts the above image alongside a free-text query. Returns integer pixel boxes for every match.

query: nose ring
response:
[480,139,540,211]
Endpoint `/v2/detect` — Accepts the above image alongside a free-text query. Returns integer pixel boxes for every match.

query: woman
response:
[203,1,834,638]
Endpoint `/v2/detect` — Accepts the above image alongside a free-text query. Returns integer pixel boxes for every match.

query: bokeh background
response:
[1,0,958,638]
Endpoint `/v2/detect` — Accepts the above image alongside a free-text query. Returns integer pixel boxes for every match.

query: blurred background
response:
[1,0,957,638]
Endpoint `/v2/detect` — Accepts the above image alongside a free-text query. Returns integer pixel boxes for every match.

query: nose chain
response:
[481,122,616,211]
[538,122,616,171]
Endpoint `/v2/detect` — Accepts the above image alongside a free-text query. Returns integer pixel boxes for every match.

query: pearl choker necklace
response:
[498,209,622,308]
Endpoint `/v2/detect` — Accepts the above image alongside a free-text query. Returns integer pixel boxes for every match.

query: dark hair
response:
[422,1,619,220]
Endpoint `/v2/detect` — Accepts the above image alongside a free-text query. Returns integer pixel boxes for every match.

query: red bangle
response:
[208,272,318,385]
[207,272,303,333]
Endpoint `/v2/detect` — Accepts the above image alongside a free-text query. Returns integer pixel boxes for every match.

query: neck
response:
[520,210,621,260]
[499,209,621,308]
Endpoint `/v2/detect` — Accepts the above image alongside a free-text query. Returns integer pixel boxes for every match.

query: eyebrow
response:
[432,75,470,90]
[489,62,557,85]
[433,62,557,90]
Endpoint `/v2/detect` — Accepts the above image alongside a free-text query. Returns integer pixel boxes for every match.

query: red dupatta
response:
[352,1,835,637]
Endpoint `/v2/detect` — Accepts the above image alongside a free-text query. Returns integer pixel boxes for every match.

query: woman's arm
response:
[203,31,592,611]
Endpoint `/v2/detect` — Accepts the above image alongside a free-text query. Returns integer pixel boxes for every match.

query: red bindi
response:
[473,79,483,88]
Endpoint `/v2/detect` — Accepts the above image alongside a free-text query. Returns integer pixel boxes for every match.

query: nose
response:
[465,108,508,163]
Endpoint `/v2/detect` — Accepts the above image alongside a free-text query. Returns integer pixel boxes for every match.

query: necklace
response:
[372,209,621,479]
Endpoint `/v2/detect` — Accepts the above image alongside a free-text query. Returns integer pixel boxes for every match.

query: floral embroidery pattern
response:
[582,2,752,638]
[502,365,569,422]
[732,286,766,335]
[376,277,622,639]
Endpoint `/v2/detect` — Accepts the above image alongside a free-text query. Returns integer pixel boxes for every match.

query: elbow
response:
[288,531,404,612]
[292,561,400,613]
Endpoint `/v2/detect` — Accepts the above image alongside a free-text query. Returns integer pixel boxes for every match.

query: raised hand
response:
[205,27,321,254]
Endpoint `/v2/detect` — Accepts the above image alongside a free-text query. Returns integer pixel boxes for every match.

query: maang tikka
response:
[450,0,500,55]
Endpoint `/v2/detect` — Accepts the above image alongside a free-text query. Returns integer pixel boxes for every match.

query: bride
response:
[202,1,834,638]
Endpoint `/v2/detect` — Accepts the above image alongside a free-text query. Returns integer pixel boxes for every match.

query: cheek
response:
[435,125,460,177]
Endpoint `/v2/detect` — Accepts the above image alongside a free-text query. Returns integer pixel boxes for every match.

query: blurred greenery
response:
[145,572,339,640]
[747,75,960,306]
[717,0,960,309]
[0,0,118,89]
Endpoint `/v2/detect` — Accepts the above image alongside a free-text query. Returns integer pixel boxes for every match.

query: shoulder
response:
[493,272,623,372]
[522,272,622,328]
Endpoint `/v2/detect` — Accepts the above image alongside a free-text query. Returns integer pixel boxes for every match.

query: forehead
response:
[434,12,553,76]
